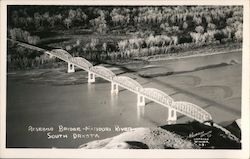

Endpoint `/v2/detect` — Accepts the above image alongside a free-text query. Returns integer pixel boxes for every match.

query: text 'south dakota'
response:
[27,125,134,140]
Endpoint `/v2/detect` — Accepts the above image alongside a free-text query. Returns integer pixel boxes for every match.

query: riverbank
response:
[146,48,242,62]
[7,38,242,72]
[7,49,241,86]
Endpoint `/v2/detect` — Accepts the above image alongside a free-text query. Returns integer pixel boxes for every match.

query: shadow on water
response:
[140,61,238,78]
[96,61,137,74]
[145,101,154,105]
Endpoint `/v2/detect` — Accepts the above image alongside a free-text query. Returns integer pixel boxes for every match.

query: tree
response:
[22,31,30,42]
[69,9,76,19]
[90,13,108,34]
[90,38,99,50]
[27,35,40,45]
[171,36,179,45]
[145,34,155,47]
[195,26,204,34]
[63,18,72,29]
[34,12,41,29]
[9,28,17,40]
[183,22,188,29]
[102,42,107,51]
[118,40,128,52]
[48,17,55,28]
[235,23,242,42]
[207,23,216,30]
[193,16,202,25]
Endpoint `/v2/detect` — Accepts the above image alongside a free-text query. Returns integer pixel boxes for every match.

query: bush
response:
[8,28,40,45]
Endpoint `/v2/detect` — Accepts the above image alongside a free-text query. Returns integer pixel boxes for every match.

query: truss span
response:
[50,49,72,61]
[90,66,116,81]
[69,57,93,70]
[113,76,143,92]
[141,88,173,106]
[172,101,212,123]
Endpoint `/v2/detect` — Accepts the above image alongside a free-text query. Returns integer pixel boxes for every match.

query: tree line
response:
[7,42,56,70]
[9,28,40,45]
[8,6,243,37]
[7,6,243,69]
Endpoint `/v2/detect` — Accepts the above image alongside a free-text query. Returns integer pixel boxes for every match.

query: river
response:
[6,50,242,148]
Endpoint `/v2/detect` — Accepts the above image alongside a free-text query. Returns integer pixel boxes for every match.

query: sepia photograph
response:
[0,0,249,158]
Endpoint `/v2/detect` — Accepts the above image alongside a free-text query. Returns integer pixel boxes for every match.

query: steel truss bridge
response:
[11,40,213,124]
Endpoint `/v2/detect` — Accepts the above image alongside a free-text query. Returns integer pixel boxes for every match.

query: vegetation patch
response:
[7,6,243,70]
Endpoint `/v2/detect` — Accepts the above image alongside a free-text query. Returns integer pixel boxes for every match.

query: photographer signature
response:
[188,130,212,138]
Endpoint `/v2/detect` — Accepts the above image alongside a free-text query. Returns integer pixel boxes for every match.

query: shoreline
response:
[146,49,242,62]
[102,46,242,66]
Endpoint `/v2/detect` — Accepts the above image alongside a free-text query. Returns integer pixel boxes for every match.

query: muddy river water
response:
[7,51,242,148]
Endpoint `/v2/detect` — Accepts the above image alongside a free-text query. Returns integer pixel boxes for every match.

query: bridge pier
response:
[111,82,118,94]
[137,94,145,107]
[167,108,177,124]
[67,63,75,73]
[88,72,95,83]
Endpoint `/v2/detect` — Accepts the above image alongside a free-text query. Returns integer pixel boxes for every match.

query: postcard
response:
[0,0,249,158]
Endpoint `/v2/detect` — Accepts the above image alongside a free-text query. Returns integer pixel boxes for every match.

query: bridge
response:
[10,40,213,124]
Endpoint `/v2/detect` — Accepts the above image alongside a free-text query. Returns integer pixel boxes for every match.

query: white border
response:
[0,0,249,158]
